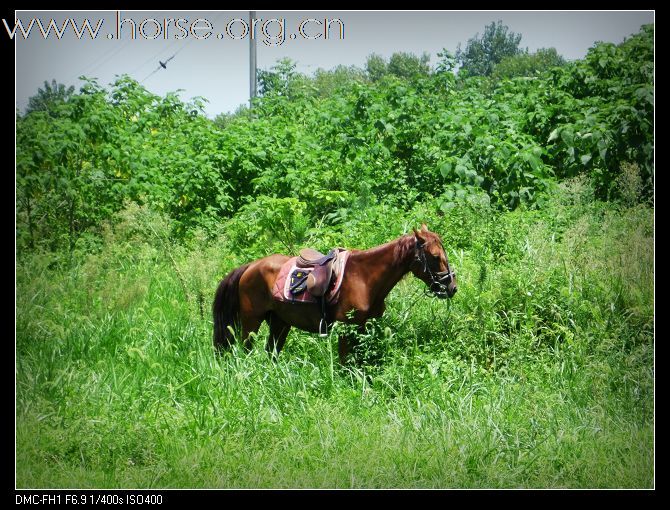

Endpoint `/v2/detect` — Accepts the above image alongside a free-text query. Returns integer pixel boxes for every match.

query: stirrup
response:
[319,318,328,337]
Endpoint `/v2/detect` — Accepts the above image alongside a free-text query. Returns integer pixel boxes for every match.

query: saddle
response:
[294,248,339,336]
[297,248,337,268]
[297,248,337,297]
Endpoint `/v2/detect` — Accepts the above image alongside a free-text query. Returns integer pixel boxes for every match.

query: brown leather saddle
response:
[296,248,339,336]
[297,248,338,297]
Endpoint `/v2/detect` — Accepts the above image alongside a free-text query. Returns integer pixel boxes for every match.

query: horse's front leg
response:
[338,324,366,365]
[338,334,353,365]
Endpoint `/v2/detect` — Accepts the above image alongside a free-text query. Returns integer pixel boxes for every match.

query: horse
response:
[212,224,457,363]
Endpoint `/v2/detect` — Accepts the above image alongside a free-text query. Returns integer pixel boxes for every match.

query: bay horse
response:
[212,224,457,363]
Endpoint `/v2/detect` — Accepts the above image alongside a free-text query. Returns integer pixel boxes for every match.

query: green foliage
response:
[226,196,309,256]
[366,52,431,82]
[456,20,523,77]
[212,104,250,129]
[614,162,644,207]
[17,76,234,251]
[16,182,653,487]
[24,79,75,116]
[14,24,655,487]
[388,51,431,79]
[435,48,457,74]
[257,58,311,100]
[365,53,389,82]
[541,24,654,199]
[312,65,367,97]
[16,26,654,261]
[491,48,566,81]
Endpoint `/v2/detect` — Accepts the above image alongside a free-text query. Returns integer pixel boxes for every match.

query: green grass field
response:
[16,181,653,488]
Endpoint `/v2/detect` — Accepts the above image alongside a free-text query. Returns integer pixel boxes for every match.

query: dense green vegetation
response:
[16,24,653,488]
[456,20,524,77]
[491,48,566,81]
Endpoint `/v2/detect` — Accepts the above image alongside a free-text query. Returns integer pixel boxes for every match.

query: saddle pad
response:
[289,269,309,295]
[272,250,350,305]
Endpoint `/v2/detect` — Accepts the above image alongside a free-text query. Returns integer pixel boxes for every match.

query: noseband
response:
[413,239,456,298]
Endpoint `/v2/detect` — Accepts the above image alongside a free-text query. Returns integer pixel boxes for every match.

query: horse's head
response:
[410,224,457,299]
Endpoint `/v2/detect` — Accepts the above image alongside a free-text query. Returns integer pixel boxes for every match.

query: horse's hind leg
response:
[240,314,264,352]
[265,312,291,359]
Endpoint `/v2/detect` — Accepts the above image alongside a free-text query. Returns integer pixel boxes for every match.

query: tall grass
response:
[16,181,653,488]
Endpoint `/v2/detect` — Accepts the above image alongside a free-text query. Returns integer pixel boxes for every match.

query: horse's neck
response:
[349,235,414,303]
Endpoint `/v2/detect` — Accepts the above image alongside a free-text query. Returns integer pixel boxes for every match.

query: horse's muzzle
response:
[430,271,457,299]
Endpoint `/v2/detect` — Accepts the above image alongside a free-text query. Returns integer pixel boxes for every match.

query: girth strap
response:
[318,296,328,337]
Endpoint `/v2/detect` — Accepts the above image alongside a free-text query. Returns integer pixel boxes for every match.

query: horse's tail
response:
[212,263,250,351]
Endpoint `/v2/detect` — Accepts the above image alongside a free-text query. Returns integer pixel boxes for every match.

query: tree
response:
[388,51,431,79]
[312,65,366,97]
[257,58,310,100]
[213,104,250,129]
[456,21,523,77]
[25,79,75,116]
[365,54,388,82]
[492,48,566,81]
[366,52,431,82]
[435,49,457,74]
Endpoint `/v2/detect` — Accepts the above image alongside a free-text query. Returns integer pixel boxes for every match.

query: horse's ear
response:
[413,227,426,243]
[421,223,428,232]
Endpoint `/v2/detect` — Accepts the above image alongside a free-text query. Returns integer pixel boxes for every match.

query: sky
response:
[13,10,654,118]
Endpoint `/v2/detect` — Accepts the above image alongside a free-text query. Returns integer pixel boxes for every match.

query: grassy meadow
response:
[16,179,653,488]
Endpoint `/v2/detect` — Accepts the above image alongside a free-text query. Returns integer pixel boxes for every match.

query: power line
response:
[84,37,135,78]
[137,11,228,84]
[140,53,176,83]
[60,37,135,90]
[66,42,122,84]
[128,38,181,76]
[139,36,195,83]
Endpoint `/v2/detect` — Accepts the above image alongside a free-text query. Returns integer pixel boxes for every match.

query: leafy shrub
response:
[16,25,653,255]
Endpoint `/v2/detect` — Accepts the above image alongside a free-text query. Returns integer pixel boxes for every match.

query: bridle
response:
[413,238,456,298]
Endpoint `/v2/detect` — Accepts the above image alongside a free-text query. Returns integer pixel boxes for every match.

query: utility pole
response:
[249,11,257,106]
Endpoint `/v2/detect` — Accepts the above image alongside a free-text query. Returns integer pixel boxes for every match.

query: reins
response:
[413,239,456,298]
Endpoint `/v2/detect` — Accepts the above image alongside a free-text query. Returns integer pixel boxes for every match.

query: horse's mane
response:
[352,233,416,267]
[393,234,416,267]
